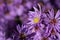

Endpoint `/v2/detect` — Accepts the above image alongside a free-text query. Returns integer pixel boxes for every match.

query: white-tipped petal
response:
[55,10,60,19]
[38,4,41,14]
[38,4,41,11]
[33,7,38,11]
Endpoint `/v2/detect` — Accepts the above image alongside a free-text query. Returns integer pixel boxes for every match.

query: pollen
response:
[33,17,39,23]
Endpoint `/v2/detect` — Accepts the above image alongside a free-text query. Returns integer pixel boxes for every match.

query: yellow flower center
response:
[34,17,39,23]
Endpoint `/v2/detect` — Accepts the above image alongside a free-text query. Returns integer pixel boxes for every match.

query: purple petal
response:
[48,8,54,19]
[55,10,60,19]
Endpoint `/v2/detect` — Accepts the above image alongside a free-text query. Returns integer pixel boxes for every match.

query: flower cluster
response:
[0,0,60,40]
[15,4,60,40]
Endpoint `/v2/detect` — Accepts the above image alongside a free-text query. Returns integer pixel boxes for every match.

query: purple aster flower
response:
[27,4,42,25]
[24,4,45,39]
[4,0,18,20]
[47,9,60,30]
[42,8,60,40]
[16,24,36,40]
[43,8,60,27]
[4,10,16,20]
[14,4,25,16]
[25,4,45,37]
[6,0,14,11]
